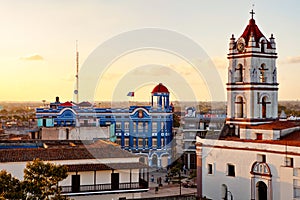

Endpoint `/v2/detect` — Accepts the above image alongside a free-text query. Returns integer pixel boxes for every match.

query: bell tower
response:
[226,10,278,126]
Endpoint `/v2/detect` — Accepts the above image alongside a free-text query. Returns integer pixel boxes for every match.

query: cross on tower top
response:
[250,9,255,19]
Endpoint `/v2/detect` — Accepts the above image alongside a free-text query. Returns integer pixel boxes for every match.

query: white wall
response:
[42,126,110,140]
[198,138,300,200]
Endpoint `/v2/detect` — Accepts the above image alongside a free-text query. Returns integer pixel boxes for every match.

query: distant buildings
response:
[196,10,300,200]
[36,83,173,168]
[181,107,225,170]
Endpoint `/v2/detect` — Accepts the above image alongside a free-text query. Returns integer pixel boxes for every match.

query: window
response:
[66,128,69,140]
[227,164,235,177]
[208,164,213,174]
[235,96,244,118]
[138,138,143,147]
[124,138,129,146]
[261,96,268,118]
[152,139,157,148]
[256,133,263,140]
[116,122,121,129]
[294,179,300,198]
[152,123,157,131]
[138,122,143,131]
[257,154,266,162]
[144,138,148,148]
[235,64,243,82]
[261,40,265,52]
[294,168,300,177]
[124,122,129,129]
[285,157,294,167]
[116,138,121,145]
[161,138,165,147]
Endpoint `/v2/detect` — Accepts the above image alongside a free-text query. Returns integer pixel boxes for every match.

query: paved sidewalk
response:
[142,169,197,198]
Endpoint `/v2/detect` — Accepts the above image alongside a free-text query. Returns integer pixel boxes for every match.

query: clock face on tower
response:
[237,37,245,52]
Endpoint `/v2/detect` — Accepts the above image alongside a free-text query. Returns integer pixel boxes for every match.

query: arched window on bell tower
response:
[259,64,268,83]
[235,96,245,118]
[261,40,265,53]
[235,64,243,82]
[261,96,270,118]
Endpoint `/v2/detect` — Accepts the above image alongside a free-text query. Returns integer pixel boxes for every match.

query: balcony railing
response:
[61,182,146,194]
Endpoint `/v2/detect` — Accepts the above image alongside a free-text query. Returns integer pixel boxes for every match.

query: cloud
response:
[20,54,44,61]
[286,56,300,64]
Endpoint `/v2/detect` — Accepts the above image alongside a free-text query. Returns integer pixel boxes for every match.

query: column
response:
[158,157,161,168]
[268,179,272,200]
[251,177,255,200]
[196,143,203,198]
[157,121,161,148]
[130,169,132,188]
[148,121,152,149]
[187,153,191,169]
[129,121,133,148]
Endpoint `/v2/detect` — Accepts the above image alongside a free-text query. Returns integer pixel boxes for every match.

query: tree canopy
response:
[0,159,68,200]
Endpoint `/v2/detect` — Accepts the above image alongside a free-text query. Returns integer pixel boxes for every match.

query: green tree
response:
[0,170,24,199]
[23,159,68,200]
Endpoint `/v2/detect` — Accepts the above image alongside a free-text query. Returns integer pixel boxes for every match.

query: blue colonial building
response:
[36,83,173,168]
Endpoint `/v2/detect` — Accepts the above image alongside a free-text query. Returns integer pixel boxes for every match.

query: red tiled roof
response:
[66,164,112,172]
[241,120,300,130]
[151,83,169,94]
[224,137,300,147]
[281,131,300,141]
[0,140,137,162]
[65,162,148,172]
[59,101,76,107]
[240,19,272,49]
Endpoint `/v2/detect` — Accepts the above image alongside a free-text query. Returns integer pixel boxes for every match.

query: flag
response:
[127,92,134,97]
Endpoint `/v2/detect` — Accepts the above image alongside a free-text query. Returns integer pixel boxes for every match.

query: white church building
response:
[196,10,300,200]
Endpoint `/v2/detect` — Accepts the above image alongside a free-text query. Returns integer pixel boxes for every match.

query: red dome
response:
[151,83,169,93]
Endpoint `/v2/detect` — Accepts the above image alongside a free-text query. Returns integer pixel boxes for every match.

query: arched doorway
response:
[257,181,267,200]
[221,184,228,200]
[251,162,272,200]
[152,154,158,167]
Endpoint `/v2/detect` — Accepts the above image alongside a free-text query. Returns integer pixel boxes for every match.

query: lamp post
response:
[179,170,182,196]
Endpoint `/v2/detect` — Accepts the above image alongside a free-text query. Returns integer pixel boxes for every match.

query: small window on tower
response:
[227,164,235,177]
[285,157,294,167]
[208,164,213,175]
[256,133,263,140]
[261,40,265,53]
[235,64,243,82]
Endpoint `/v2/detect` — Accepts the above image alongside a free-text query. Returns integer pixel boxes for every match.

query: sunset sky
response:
[0,0,300,103]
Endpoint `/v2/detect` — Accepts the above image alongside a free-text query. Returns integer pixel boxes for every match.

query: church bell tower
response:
[226,10,278,126]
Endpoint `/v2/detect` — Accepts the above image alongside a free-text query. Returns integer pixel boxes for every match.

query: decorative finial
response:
[250,9,255,19]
